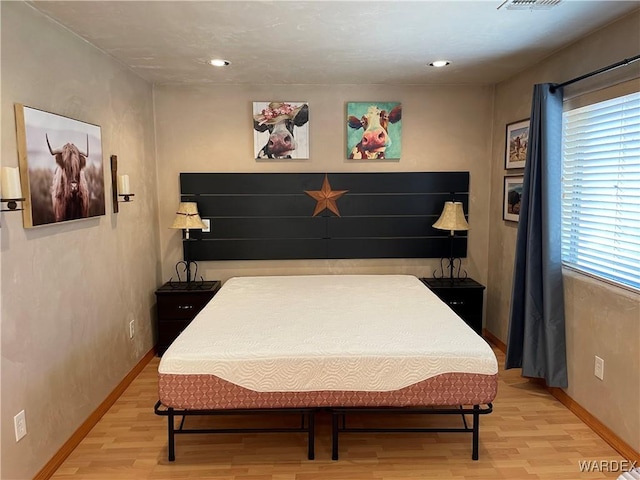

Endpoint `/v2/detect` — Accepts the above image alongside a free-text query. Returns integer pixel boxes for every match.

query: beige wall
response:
[0,3,160,479]
[486,11,640,452]
[154,84,494,285]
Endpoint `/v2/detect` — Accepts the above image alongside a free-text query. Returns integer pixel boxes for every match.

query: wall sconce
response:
[170,202,208,289]
[0,166,25,212]
[110,155,135,213]
[117,175,134,202]
[432,201,470,281]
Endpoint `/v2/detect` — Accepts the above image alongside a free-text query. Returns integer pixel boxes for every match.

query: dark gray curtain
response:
[505,83,568,388]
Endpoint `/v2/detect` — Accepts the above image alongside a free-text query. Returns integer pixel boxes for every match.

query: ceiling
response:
[28,0,640,85]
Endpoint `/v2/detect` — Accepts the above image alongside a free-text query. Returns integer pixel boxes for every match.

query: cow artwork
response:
[15,105,105,227]
[347,102,402,159]
[253,102,309,159]
[47,134,90,222]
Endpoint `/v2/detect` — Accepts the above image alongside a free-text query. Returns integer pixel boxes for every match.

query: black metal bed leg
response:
[331,411,339,460]
[168,407,176,462]
[459,405,469,430]
[472,405,479,460]
[307,411,315,460]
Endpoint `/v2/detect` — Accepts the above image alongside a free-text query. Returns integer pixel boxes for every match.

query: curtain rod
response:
[549,54,640,93]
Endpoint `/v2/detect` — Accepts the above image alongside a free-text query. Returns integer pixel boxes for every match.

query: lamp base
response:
[433,257,468,282]
[169,260,205,289]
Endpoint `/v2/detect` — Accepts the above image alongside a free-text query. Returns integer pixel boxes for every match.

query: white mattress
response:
[159,275,498,392]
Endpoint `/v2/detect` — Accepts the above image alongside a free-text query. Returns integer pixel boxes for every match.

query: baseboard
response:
[548,387,640,463]
[33,348,155,480]
[483,328,640,463]
[483,328,506,352]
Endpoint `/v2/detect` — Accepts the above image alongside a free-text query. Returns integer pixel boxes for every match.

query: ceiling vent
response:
[497,0,562,10]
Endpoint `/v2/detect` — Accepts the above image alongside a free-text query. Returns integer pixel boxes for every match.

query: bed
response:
[155,275,498,461]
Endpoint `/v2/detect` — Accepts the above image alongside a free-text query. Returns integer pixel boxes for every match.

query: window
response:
[561,89,640,291]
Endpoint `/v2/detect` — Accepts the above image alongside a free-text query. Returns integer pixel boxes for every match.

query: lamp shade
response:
[432,201,469,233]
[171,202,206,230]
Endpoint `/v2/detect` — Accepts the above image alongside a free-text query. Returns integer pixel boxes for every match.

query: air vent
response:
[497,0,562,10]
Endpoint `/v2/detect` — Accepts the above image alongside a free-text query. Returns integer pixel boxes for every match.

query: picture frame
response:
[252,101,309,159]
[503,175,524,222]
[14,104,105,228]
[505,118,530,169]
[347,102,402,160]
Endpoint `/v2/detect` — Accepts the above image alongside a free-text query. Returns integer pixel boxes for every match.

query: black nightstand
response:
[155,280,221,355]
[420,278,485,335]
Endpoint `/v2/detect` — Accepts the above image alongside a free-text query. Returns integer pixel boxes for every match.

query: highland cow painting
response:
[15,104,105,228]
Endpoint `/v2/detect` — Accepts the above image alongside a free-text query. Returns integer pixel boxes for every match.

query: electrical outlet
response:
[594,355,604,380]
[14,410,27,442]
[129,319,135,339]
[201,219,210,233]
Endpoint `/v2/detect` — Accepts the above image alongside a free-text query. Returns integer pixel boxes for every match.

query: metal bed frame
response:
[154,401,316,461]
[155,401,493,461]
[330,404,494,461]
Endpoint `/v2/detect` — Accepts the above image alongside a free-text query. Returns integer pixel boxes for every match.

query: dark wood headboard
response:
[180,172,469,261]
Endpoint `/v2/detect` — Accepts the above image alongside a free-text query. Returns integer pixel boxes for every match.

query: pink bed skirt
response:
[159,372,498,410]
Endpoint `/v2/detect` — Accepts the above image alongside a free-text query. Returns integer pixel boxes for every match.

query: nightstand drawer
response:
[157,294,212,320]
[432,288,483,317]
[155,281,221,356]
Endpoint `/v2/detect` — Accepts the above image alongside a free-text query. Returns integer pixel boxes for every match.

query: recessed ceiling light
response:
[209,59,230,67]
[429,60,450,68]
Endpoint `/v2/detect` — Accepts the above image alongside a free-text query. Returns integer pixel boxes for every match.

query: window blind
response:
[561,90,640,291]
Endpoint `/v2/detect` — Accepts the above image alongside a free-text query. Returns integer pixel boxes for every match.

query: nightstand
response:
[155,280,221,355]
[420,278,485,335]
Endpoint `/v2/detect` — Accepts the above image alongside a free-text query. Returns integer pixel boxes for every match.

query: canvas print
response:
[15,104,105,228]
[505,119,529,169]
[503,175,524,222]
[347,102,402,159]
[253,101,309,159]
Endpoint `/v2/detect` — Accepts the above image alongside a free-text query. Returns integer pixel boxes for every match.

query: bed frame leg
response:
[307,411,315,460]
[168,407,176,462]
[331,411,339,460]
[472,405,479,461]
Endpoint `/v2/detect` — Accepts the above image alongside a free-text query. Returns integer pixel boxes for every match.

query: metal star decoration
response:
[304,174,348,217]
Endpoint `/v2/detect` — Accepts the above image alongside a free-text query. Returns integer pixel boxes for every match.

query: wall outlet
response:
[14,410,27,442]
[201,218,210,233]
[594,355,604,380]
[129,319,135,339]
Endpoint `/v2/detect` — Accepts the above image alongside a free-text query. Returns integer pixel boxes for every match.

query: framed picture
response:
[505,118,530,169]
[252,101,309,159]
[347,102,402,160]
[503,175,524,222]
[14,104,105,228]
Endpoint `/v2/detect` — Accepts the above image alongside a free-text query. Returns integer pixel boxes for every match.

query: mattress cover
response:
[158,371,497,410]
[158,275,498,393]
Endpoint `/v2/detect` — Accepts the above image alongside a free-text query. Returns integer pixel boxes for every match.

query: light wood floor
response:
[51,348,625,479]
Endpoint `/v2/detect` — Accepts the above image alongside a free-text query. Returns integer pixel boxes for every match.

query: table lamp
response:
[432,201,470,281]
[170,202,207,288]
